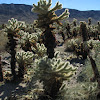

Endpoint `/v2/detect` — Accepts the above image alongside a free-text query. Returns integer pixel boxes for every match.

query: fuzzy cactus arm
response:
[16,51,35,65]
[49,1,62,12]
[32,0,52,14]
[58,9,69,20]
[34,55,77,80]
[32,4,42,13]
[5,18,26,35]
[46,0,51,7]
[52,9,69,22]
[19,32,39,47]
[31,43,47,56]
[32,0,62,15]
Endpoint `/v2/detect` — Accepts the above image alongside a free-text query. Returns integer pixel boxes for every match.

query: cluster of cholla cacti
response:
[55,17,100,40]
[63,20,100,92]
[34,53,76,98]
[0,0,100,100]
[0,0,77,99]
[62,20,100,59]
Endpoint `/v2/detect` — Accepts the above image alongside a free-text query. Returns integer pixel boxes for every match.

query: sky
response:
[0,0,100,11]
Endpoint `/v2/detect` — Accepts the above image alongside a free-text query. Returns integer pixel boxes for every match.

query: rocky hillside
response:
[57,8,100,24]
[0,4,100,24]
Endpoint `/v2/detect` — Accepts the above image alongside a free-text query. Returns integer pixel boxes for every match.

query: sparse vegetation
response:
[0,0,100,100]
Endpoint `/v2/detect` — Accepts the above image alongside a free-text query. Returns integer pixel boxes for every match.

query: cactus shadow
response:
[0,81,26,99]
[69,57,85,65]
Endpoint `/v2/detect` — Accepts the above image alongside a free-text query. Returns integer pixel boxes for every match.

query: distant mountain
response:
[0,4,100,25]
[0,4,37,24]
[56,8,100,24]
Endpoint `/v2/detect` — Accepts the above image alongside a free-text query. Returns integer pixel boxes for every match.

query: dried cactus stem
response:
[88,55,100,88]
[88,18,92,25]
[44,28,56,58]
[79,22,89,59]
[49,79,62,98]
[22,40,32,52]
[43,78,62,99]
[8,33,17,80]
[0,56,3,81]
[18,63,25,79]
[66,23,71,38]
[88,55,100,99]
[80,21,88,41]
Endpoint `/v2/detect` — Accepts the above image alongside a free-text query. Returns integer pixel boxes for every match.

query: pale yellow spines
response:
[31,43,47,57]
[16,51,35,66]
[6,18,26,33]
[32,0,52,14]
[32,0,69,28]
[34,55,77,81]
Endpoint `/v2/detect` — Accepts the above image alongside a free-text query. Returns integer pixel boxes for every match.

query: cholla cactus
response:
[16,30,25,39]
[88,17,92,25]
[34,55,76,98]
[31,0,69,27]
[16,51,35,65]
[32,0,70,98]
[31,43,47,57]
[80,21,89,41]
[21,32,39,44]
[72,18,77,27]
[80,21,100,88]
[65,22,72,38]
[18,31,40,52]
[6,18,26,33]
[16,51,35,78]
[5,18,26,80]
[0,30,8,81]
[35,56,76,80]
[97,21,100,32]
[64,37,82,52]
[32,0,69,58]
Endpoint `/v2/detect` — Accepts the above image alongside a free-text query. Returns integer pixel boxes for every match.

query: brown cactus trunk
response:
[42,27,63,99]
[80,21,100,90]
[40,78,62,100]
[18,62,25,79]
[0,56,3,81]
[88,55,100,88]
[44,27,56,58]
[8,33,17,80]
[49,79,62,99]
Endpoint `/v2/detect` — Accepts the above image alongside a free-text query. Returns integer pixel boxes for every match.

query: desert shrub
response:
[64,36,82,52]
[77,40,100,82]
[62,82,99,100]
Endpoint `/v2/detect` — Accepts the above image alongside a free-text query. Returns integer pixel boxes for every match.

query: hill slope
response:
[0,4,100,24]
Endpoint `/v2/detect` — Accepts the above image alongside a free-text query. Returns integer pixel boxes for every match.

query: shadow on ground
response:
[70,57,85,65]
[0,81,26,99]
